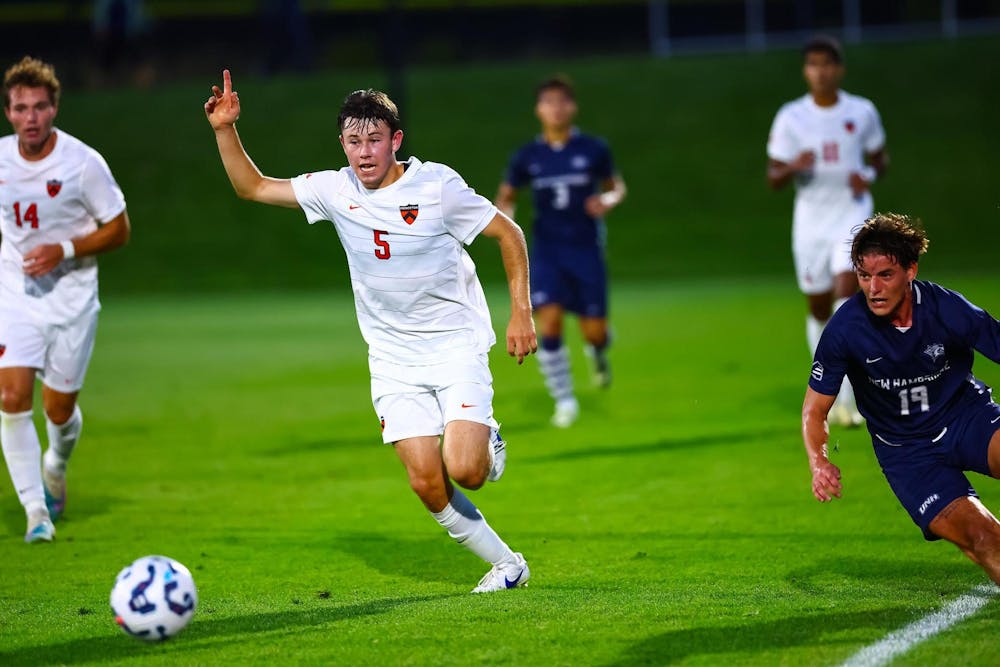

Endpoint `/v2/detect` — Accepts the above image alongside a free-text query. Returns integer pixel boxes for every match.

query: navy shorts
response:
[530,243,607,318]
[873,400,1000,541]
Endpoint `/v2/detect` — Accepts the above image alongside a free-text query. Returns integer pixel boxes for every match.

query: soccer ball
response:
[109,555,198,641]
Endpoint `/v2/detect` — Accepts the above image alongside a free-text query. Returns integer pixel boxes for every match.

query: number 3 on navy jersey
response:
[551,183,570,210]
[374,230,390,260]
[898,385,929,416]
[13,202,40,228]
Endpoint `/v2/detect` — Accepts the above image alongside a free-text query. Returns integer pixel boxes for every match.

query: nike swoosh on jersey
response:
[349,204,361,210]
[461,403,476,408]
[505,569,524,588]
[865,357,883,364]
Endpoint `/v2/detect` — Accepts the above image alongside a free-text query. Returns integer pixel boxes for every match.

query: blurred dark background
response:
[0,1,998,294]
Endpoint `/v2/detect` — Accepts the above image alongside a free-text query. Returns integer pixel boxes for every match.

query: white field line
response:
[838,583,999,667]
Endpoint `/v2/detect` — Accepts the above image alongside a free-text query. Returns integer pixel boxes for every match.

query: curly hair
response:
[337,89,400,136]
[851,213,929,269]
[3,56,60,108]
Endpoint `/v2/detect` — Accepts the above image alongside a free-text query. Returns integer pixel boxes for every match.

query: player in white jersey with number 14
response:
[767,35,888,427]
[0,57,131,543]
[205,70,537,593]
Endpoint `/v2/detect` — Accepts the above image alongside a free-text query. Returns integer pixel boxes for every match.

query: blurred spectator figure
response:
[92,0,154,87]
[260,0,314,74]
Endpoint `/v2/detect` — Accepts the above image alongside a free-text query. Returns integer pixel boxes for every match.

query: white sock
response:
[44,404,83,476]
[1,410,46,513]
[432,488,514,566]
[806,315,826,356]
[537,346,574,402]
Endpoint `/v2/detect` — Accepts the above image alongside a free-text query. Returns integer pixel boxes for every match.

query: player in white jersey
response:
[0,57,130,543]
[767,35,888,427]
[205,70,536,593]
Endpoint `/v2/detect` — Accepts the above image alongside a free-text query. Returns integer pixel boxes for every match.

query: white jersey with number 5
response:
[767,90,885,240]
[291,157,498,365]
[0,129,126,325]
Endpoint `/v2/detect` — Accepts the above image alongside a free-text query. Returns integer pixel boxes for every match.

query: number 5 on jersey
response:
[374,230,391,260]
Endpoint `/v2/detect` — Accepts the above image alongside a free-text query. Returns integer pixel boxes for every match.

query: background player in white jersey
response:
[767,35,888,427]
[0,57,130,543]
[496,76,625,428]
[205,70,537,593]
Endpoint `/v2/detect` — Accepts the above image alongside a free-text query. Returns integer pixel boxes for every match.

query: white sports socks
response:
[537,345,574,402]
[432,488,514,566]
[43,405,83,475]
[1,410,46,513]
[806,314,825,356]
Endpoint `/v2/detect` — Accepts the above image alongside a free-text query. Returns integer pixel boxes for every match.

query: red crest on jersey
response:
[844,120,856,134]
[0,344,5,358]
[46,179,62,197]
[399,204,419,225]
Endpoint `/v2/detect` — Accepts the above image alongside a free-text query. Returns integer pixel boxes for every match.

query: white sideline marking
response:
[839,584,999,667]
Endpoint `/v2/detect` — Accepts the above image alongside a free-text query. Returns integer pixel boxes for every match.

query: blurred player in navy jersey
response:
[768,35,888,427]
[803,213,1000,584]
[496,76,625,428]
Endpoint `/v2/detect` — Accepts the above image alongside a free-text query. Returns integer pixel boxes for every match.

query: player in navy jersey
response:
[496,76,626,428]
[802,213,1000,584]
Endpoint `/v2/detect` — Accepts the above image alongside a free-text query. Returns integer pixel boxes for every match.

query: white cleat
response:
[25,509,55,544]
[487,426,506,482]
[472,552,530,593]
[551,398,579,428]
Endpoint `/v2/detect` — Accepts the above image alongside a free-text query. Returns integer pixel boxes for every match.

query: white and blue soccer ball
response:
[110,555,198,641]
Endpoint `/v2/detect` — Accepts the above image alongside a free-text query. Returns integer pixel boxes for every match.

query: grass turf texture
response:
[2,277,1000,666]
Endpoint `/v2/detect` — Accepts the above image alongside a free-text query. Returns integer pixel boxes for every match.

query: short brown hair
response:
[3,56,61,108]
[536,75,575,102]
[851,213,929,270]
[337,89,400,135]
[802,34,844,65]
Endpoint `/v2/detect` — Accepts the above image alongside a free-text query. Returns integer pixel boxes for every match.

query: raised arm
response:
[802,387,841,502]
[204,70,298,208]
[479,211,537,365]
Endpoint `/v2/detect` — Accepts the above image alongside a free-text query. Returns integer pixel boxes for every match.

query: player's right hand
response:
[205,69,240,130]
[792,150,816,173]
[811,459,842,502]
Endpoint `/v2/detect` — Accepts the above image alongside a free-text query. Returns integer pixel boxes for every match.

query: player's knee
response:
[0,386,32,413]
[968,523,1000,562]
[44,402,76,425]
[452,464,487,491]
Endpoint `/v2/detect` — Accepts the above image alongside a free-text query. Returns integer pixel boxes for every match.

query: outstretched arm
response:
[204,69,298,208]
[802,387,841,502]
[479,211,537,365]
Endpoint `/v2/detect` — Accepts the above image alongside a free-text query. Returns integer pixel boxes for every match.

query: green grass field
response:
[2,276,1000,666]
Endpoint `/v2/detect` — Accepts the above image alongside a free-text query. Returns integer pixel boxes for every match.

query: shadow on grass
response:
[603,606,915,666]
[255,434,376,457]
[0,593,457,666]
[331,530,481,586]
[1,493,118,539]
[785,555,982,595]
[528,426,791,463]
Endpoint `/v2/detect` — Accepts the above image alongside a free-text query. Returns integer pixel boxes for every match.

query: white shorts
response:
[0,308,98,392]
[370,353,498,444]
[792,194,872,294]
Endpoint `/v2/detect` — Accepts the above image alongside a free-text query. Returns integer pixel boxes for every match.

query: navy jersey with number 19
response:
[810,281,1000,441]
[504,130,614,247]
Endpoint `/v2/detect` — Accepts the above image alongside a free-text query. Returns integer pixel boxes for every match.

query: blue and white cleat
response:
[43,467,66,521]
[472,552,530,593]
[487,426,506,482]
[25,510,55,543]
